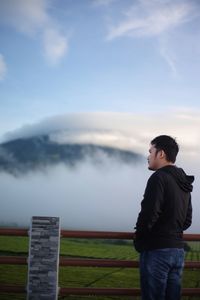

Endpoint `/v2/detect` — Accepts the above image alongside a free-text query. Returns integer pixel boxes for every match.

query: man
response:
[134,135,194,300]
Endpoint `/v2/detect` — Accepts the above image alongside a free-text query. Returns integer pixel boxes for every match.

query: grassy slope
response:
[0,237,199,300]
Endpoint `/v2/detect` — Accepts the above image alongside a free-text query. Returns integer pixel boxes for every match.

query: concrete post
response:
[27,216,60,300]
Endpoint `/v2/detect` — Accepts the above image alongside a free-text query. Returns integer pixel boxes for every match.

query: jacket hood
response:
[160,165,194,192]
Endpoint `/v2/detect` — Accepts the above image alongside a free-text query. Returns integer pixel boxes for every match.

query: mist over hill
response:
[0,113,199,232]
[0,134,143,176]
[0,133,146,231]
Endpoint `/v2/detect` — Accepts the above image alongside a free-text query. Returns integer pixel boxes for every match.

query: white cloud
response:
[43,28,68,65]
[3,110,200,161]
[92,0,116,6]
[105,0,199,76]
[0,0,48,35]
[0,54,7,80]
[159,37,178,77]
[107,0,195,40]
[1,110,200,232]
[0,0,68,65]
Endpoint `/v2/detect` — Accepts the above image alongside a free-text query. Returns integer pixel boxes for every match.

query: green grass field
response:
[0,236,199,300]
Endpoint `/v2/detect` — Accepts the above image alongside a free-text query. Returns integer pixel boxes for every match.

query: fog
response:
[0,156,147,231]
[0,155,199,233]
[0,111,200,232]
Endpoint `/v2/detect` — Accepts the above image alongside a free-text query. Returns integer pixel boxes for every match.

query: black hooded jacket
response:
[134,165,194,252]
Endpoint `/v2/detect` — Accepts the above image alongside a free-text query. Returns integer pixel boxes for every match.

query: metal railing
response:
[0,228,200,297]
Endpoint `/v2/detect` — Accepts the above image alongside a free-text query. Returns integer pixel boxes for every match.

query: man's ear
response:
[160,150,166,159]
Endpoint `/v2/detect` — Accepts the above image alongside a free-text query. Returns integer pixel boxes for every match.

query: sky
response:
[0,0,200,136]
[0,0,200,232]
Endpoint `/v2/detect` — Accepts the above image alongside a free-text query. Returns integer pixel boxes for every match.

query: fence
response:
[0,227,200,297]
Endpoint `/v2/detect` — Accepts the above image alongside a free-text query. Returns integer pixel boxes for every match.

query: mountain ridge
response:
[0,135,143,175]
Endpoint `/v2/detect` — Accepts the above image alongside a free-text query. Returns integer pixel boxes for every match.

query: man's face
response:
[147,144,161,170]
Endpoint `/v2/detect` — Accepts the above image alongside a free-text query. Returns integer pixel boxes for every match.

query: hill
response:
[0,135,143,175]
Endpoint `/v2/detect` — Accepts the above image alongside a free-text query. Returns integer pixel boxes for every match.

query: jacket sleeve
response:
[135,172,166,237]
[183,195,192,230]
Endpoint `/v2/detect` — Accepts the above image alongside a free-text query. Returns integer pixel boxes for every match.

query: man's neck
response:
[158,161,174,169]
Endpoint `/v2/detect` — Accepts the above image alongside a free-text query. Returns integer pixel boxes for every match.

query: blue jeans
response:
[140,248,185,300]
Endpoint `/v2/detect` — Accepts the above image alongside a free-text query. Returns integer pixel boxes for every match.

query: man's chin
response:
[148,166,155,171]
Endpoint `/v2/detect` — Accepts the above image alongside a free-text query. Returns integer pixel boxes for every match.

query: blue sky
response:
[0,0,200,137]
[1,0,200,231]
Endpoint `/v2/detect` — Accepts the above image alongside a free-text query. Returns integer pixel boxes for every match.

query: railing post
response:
[27,216,60,300]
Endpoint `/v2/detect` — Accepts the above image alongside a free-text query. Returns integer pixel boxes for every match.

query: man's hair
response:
[151,135,179,163]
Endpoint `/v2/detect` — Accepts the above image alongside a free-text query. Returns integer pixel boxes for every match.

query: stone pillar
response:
[27,216,60,300]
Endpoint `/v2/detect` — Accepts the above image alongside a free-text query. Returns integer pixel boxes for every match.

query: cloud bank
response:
[3,110,200,162]
[0,161,148,231]
[0,142,198,232]
[0,110,199,232]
